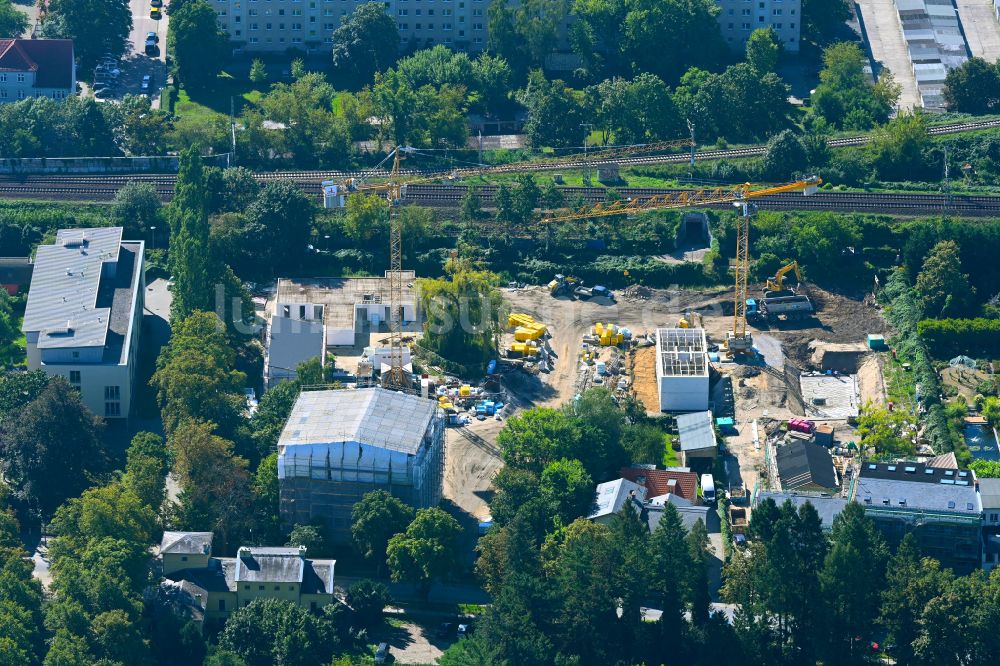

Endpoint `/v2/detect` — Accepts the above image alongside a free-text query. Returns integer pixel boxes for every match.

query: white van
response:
[701,474,716,504]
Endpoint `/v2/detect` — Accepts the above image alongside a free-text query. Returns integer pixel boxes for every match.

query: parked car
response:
[150,6,161,18]
[146,31,159,43]
[141,74,152,92]
[144,42,157,56]
[458,622,475,638]
[151,0,163,6]
[95,65,120,78]
[374,642,388,664]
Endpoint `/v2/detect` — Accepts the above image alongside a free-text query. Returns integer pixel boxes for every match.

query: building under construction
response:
[277,387,445,542]
[655,327,709,412]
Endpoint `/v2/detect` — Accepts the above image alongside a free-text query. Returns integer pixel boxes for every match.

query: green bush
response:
[917,318,1000,357]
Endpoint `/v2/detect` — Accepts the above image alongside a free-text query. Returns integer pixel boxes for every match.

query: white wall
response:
[658,375,710,412]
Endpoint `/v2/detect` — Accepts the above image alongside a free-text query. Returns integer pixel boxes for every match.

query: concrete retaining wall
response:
[0,154,231,174]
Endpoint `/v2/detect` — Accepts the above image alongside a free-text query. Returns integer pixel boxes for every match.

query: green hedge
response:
[917,318,1000,357]
[509,255,712,289]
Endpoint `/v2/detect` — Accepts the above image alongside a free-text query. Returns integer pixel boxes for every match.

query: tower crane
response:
[323,138,699,388]
[542,176,822,355]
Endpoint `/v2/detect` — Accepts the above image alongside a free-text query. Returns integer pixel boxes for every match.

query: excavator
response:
[764,260,804,297]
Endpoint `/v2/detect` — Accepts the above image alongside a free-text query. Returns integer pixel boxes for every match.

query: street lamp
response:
[149,226,156,250]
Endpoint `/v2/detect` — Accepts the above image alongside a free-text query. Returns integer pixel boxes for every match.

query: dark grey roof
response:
[235,547,306,583]
[165,564,232,594]
[677,411,716,452]
[588,478,647,520]
[980,478,1000,510]
[267,314,325,380]
[755,491,848,530]
[643,495,711,532]
[279,387,440,455]
[0,257,31,286]
[303,561,336,594]
[160,531,213,555]
[856,462,981,515]
[775,441,838,491]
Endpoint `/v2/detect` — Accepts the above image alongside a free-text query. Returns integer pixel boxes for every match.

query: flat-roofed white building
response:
[21,228,144,420]
[276,272,419,347]
[655,327,709,412]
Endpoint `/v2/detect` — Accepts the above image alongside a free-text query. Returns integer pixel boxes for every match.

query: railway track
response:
[1,177,998,215]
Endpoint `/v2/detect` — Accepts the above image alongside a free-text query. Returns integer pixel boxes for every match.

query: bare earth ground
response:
[443,418,504,522]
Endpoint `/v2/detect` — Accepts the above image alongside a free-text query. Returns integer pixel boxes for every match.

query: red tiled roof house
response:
[0,39,75,102]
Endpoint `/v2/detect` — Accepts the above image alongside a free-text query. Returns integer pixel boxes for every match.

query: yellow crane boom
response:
[541,177,822,223]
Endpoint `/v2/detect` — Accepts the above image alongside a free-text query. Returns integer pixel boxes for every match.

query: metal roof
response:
[775,441,838,491]
[266,314,325,378]
[278,387,439,455]
[755,491,848,530]
[980,479,1000,511]
[588,478,646,520]
[22,227,123,350]
[855,463,981,515]
[235,547,306,583]
[160,531,213,555]
[677,411,716,452]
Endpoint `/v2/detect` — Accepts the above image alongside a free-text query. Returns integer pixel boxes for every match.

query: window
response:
[278,7,285,13]
[16,90,23,100]
[274,585,280,590]
[251,22,258,29]
[17,73,24,82]
[181,556,188,561]
[250,36,259,42]
[219,599,226,611]
[104,386,121,418]
[289,585,295,590]
[243,584,250,591]
[0,74,6,81]
[259,585,265,591]
[773,8,781,15]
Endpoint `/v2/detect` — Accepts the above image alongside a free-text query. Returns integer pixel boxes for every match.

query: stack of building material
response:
[509,313,548,341]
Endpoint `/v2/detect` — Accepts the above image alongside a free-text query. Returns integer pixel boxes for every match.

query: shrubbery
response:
[917,318,1000,357]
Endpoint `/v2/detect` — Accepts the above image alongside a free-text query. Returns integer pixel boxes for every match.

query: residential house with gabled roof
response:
[160,531,214,575]
[160,535,337,622]
[0,39,75,102]
[619,465,700,503]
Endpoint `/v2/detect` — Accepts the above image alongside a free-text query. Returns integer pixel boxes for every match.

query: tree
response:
[151,311,246,439]
[330,3,399,87]
[285,524,329,557]
[418,264,506,367]
[819,502,886,664]
[915,239,975,317]
[0,371,47,424]
[811,43,898,130]
[0,511,43,665]
[168,148,213,320]
[117,94,170,156]
[249,59,267,85]
[258,74,352,168]
[290,58,306,80]
[517,70,586,148]
[621,423,666,466]
[217,598,336,666]
[648,502,690,653]
[587,74,681,145]
[351,490,415,571]
[168,420,253,552]
[943,57,1000,114]
[110,181,161,239]
[386,508,462,597]
[746,27,781,74]
[856,401,915,457]
[345,579,391,629]
[227,180,313,276]
[0,378,106,519]
[471,53,513,115]
[801,0,851,45]
[487,0,568,79]
[496,407,583,474]
[121,432,168,511]
[0,0,28,38]
[566,387,628,478]
[686,519,711,625]
[539,459,593,524]
[880,534,953,666]
[867,111,930,182]
[169,0,228,90]
[42,0,131,68]
[341,193,388,243]
[621,0,727,85]
[0,291,17,364]
[760,130,809,182]
[247,380,299,460]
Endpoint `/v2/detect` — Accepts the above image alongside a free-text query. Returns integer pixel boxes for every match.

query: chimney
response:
[238,547,252,560]
[298,545,308,557]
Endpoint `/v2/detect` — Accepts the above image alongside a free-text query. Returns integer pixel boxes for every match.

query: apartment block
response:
[21,228,144,420]
[213,0,489,54]
[716,0,801,53]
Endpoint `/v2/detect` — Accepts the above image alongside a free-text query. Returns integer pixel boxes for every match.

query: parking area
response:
[90,0,168,104]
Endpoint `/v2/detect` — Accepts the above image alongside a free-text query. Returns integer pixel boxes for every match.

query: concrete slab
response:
[955,0,1000,61]
[857,0,924,109]
[800,373,861,420]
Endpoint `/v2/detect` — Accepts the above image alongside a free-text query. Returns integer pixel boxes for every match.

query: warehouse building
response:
[655,327,709,412]
[277,387,445,541]
[275,272,419,348]
[853,462,982,574]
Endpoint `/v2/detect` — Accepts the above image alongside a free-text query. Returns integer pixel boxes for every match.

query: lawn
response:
[174,73,270,122]
[662,434,680,467]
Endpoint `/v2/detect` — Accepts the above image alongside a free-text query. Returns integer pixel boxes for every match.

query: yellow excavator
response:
[765,260,804,297]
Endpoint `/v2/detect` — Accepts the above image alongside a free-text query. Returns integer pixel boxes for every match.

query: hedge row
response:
[917,318,1000,358]
[508,255,713,289]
